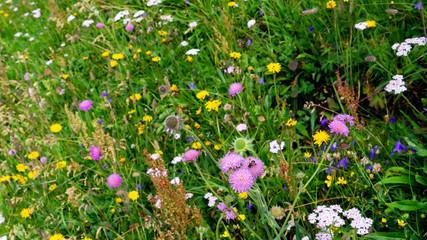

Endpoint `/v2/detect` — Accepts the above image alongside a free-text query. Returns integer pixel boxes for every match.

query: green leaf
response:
[365,232,406,240]
[295,123,309,138]
[375,176,415,185]
[386,200,427,211]
[415,175,427,186]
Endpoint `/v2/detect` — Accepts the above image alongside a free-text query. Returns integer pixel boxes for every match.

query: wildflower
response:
[385,75,407,94]
[50,124,62,133]
[28,170,37,179]
[338,158,348,169]
[16,164,28,172]
[8,149,17,156]
[181,40,189,46]
[355,22,368,30]
[239,192,248,199]
[304,152,312,158]
[20,208,32,218]
[229,52,241,59]
[313,130,330,146]
[233,137,253,153]
[164,114,184,135]
[269,140,285,153]
[192,142,202,149]
[415,2,422,10]
[128,191,139,201]
[238,214,246,220]
[27,151,40,159]
[49,234,64,240]
[49,184,57,191]
[365,20,376,28]
[143,115,153,122]
[152,56,161,62]
[170,177,180,185]
[185,49,200,55]
[229,168,254,193]
[147,0,161,6]
[82,19,94,27]
[329,120,350,136]
[214,145,221,150]
[62,74,69,79]
[146,50,152,55]
[236,123,247,132]
[309,26,315,32]
[220,152,244,173]
[266,63,281,73]
[90,145,102,160]
[221,231,230,238]
[96,22,104,28]
[183,149,200,162]
[325,175,333,187]
[186,56,193,62]
[107,174,122,188]
[326,0,337,8]
[286,118,297,127]
[79,100,93,111]
[247,19,256,28]
[259,78,265,84]
[196,90,209,100]
[205,100,222,112]
[397,219,406,227]
[382,218,387,223]
[336,177,347,185]
[333,114,355,126]
[393,141,406,152]
[228,2,236,7]
[129,93,141,101]
[158,30,167,36]
[242,156,264,178]
[56,161,66,169]
[189,21,197,28]
[229,82,243,96]
[125,24,134,31]
[110,60,118,67]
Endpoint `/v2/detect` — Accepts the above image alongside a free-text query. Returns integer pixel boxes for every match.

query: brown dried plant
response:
[143,149,203,240]
[335,71,359,120]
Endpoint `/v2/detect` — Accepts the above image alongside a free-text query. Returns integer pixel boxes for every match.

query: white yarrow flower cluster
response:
[114,10,129,22]
[32,8,41,18]
[189,21,197,28]
[384,74,407,94]
[354,22,368,31]
[185,49,200,55]
[343,208,373,235]
[67,15,76,22]
[147,0,162,6]
[308,205,345,231]
[269,140,285,153]
[147,168,168,177]
[171,156,182,164]
[247,19,256,28]
[82,19,94,27]
[170,177,180,185]
[155,199,162,209]
[160,15,174,24]
[204,192,218,207]
[392,37,426,56]
[134,10,145,18]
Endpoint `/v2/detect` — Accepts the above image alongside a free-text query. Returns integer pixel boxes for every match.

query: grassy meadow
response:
[0,0,426,239]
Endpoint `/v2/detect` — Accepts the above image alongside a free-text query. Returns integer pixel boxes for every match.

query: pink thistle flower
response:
[217,202,227,211]
[90,145,102,160]
[229,168,254,193]
[329,120,350,136]
[96,23,104,28]
[219,152,244,173]
[229,82,243,97]
[107,173,122,188]
[125,24,134,31]
[242,156,264,179]
[183,149,200,162]
[79,100,93,111]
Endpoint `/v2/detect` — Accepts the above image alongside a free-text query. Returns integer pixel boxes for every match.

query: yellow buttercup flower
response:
[50,124,62,133]
[192,142,202,149]
[397,219,407,227]
[143,115,153,122]
[365,20,376,28]
[336,177,347,185]
[110,60,118,67]
[325,175,333,187]
[152,56,161,62]
[187,55,193,62]
[62,74,69,79]
[228,2,236,7]
[238,214,246,221]
[116,198,123,203]
[56,161,67,169]
[20,208,32,218]
[129,93,141,101]
[102,51,110,57]
[382,218,387,223]
[229,52,241,59]
[285,118,297,127]
[171,84,178,92]
[205,100,222,112]
[266,63,281,73]
[111,209,116,213]
[214,145,221,150]
[239,192,248,199]
[16,164,28,172]
[146,50,152,55]
[112,53,124,60]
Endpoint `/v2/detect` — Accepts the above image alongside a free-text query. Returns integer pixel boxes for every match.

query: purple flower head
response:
[190,82,195,89]
[102,164,107,169]
[185,0,189,4]
[79,100,93,111]
[98,119,104,125]
[242,156,264,179]
[107,97,112,103]
[389,118,396,124]
[325,167,333,175]
[137,183,142,191]
[369,149,376,159]
[333,114,355,126]
[320,119,328,126]
[259,78,265,84]
[24,72,32,81]
[220,152,244,173]
[384,160,389,165]
[283,185,287,189]
[96,23,104,28]
[329,120,350,136]
[365,165,373,172]
[8,149,17,156]
[311,157,316,163]
[101,91,108,97]
[187,137,193,142]
[393,141,406,152]
[229,168,254,193]
[259,10,264,16]
[249,203,253,211]
[217,202,227,211]
[309,26,315,32]
[183,150,200,162]
[40,157,47,164]
[338,158,348,169]
[226,208,236,220]
[90,145,102,160]
[125,24,134,31]
[226,66,235,73]
[415,2,422,10]
[107,173,122,188]
[229,83,243,97]
[247,39,252,46]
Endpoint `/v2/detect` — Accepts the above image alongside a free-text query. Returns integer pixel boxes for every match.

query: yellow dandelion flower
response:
[102,51,110,57]
[326,0,337,8]
[214,144,221,150]
[110,60,118,67]
[187,55,193,62]
[137,48,142,53]
[128,190,139,201]
[116,198,123,203]
[50,124,62,133]
[27,151,39,159]
[20,208,32,218]
[152,56,161,62]
[111,209,116,213]
[312,130,330,147]
[56,161,67,169]
[16,164,28,172]
[228,2,236,7]
[49,234,64,240]
[146,50,152,55]
[205,141,211,146]
[120,158,126,163]
[192,142,202,149]
[62,74,69,79]
[266,63,281,73]
[365,20,376,28]
[196,90,209,100]
[248,66,254,71]
[229,52,241,59]
[112,53,124,60]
